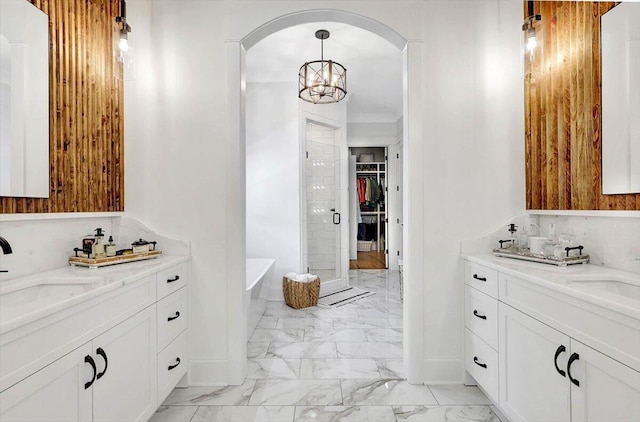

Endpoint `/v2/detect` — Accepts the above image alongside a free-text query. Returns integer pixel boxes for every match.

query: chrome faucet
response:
[0,236,12,273]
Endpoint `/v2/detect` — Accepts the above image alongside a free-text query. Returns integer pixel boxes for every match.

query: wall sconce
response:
[522,1,542,78]
[113,0,134,80]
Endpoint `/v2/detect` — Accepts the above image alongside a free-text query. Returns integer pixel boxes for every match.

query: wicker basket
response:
[357,240,374,252]
[282,276,320,309]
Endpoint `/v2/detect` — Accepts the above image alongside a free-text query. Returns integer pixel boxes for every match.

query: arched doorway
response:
[225,9,424,385]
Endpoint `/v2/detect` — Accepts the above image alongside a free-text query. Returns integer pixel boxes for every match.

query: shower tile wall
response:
[306,123,338,273]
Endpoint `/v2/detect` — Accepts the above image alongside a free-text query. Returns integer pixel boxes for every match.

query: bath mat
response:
[317,287,375,308]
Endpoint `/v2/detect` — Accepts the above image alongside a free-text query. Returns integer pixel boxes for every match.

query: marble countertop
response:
[0,254,190,334]
[461,253,640,320]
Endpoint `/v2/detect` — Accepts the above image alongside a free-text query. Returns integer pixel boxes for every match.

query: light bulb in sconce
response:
[526,28,537,51]
[119,34,129,52]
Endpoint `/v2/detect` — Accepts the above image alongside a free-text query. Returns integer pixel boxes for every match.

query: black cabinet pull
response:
[168,311,181,322]
[96,348,108,380]
[473,356,487,369]
[168,357,181,371]
[473,274,487,282]
[167,275,180,283]
[84,355,97,389]
[568,353,580,387]
[473,310,487,320]
[554,345,566,377]
[333,212,341,225]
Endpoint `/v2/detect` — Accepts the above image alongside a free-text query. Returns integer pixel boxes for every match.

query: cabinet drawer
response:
[465,262,498,298]
[157,330,187,405]
[157,263,187,300]
[157,287,187,352]
[465,328,498,403]
[465,285,498,350]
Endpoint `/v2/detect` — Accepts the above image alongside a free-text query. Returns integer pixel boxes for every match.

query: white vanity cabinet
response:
[0,257,190,422]
[462,257,640,422]
[0,307,156,422]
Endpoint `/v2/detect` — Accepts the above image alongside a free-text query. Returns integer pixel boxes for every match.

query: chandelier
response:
[298,30,347,104]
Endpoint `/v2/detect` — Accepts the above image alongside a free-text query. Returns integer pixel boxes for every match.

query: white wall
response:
[245,82,300,301]
[124,0,525,385]
[420,0,524,381]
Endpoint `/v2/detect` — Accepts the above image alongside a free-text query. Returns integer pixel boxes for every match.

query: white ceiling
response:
[246,22,403,123]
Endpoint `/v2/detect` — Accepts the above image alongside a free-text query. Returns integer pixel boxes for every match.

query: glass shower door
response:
[305,130,341,283]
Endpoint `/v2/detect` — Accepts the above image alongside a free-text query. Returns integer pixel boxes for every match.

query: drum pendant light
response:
[298,30,347,104]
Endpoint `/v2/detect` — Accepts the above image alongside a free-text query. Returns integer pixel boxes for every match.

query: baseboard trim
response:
[423,357,463,384]
[188,359,229,386]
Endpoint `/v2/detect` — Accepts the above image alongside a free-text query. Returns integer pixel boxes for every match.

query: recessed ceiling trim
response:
[242,9,407,51]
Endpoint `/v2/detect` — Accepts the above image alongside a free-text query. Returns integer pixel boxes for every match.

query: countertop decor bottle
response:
[92,228,107,258]
[106,236,117,257]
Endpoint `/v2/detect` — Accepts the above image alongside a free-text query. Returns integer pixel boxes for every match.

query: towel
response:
[285,272,318,283]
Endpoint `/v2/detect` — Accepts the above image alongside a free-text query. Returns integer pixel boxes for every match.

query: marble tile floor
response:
[151,270,501,422]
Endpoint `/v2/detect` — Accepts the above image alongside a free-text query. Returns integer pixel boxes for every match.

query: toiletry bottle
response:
[507,224,519,249]
[92,228,106,258]
[106,236,116,257]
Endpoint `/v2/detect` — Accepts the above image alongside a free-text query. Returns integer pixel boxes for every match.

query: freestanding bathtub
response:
[246,258,275,339]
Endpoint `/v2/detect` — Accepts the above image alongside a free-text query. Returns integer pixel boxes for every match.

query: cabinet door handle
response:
[567,352,580,387]
[167,275,180,283]
[333,212,341,225]
[84,355,97,389]
[168,311,181,322]
[473,356,487,369]
[473,274,487,282]
[168,357,181,371]
[554,345,566,377]
[473,310,487,320]
[96,347,108,380]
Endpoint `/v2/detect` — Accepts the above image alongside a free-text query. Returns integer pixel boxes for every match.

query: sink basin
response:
[0,276,105,322]
[568,274,640,301]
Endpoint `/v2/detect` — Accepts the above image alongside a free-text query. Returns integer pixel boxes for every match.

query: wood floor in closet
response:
[349,251,386,270]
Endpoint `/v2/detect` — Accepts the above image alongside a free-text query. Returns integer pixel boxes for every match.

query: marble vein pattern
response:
[190,405,295,422]
[249,380,343,406]
[393,405,502,422]
[267,341,338,358]
[336,341,403,359]
[375,358,404,379]
[295,406,397,422]
[341,379,439,406]
[303,327,367,342]
[152,270,502,422]
[163,383,256,406]
[247,358,301,379]
[300,358,380,379]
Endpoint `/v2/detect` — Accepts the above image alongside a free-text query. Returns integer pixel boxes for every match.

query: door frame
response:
[226,9,425,385]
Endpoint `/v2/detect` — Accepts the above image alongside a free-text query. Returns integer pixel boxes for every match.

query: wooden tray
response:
[493,248,589,266]
[69,250,162,269]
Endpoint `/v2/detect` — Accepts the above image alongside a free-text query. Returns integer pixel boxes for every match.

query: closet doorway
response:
[350,147,388,269]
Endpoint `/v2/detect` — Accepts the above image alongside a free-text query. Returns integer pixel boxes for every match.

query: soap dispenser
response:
[106,236,116,257]
[92,228,107,258]
[507,224,519,249]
